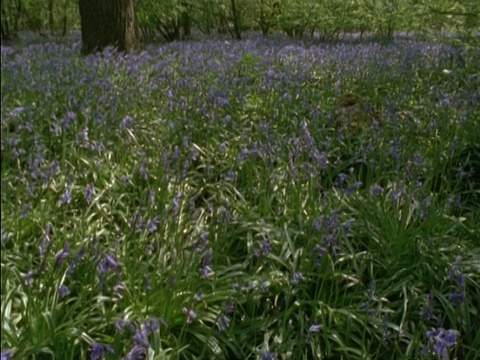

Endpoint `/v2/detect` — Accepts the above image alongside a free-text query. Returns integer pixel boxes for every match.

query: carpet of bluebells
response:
[1,33,480,360]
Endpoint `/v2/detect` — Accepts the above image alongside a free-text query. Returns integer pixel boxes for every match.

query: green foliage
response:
[1,0,79,38]
[2,29,480,360]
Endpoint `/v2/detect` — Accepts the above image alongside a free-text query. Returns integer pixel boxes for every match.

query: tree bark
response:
[230,0,241,40]
[48,0,55,36]
[78,0,139,55]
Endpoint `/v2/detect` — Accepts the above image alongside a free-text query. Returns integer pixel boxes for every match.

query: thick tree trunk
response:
[78,0,138,55]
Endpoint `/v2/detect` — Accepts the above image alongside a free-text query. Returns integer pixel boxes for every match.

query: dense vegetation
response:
[2,0,480,359]
[2,0,479,42]
[2,30,480,359]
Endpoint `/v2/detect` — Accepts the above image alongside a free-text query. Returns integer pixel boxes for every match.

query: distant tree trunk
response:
[180,4,192,40]
[78,0,139,55]
[61,0,68,36]
[230,0,241,40]
[1,0,21,41]
[48,0,55,35]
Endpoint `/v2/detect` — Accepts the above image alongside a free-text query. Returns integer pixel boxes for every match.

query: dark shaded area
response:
[78,0,139,54]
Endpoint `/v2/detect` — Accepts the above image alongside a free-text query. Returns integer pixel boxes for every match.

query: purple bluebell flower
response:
[1,349,14,360]
[139,161,149,180]
[424,328,459,359]
[121,115,134,129]
[130,211,144,231]
[449,289,465,306]
[345,181,363,197]
[58,285,70,298]
[77,127,89,148]
[183,306,197,324]
[259,350,275,360]
[85,184,94,204]
[90,343,104,360]
[132,329,149,348]
[201,264,214,279]
[61,186,72,205]
[217,314,230,331]
[309,324,323,333]
[172,192,182,217]
[20,203,31,218]
[371,184,383,197]
[448,256,466,306]
[142,319,155,336]
[123,345,146,360]
[115,319,129,333]
[54,242,70,266]
[337,173,349,184]
[261,240,270,256]
[224,299,235,314]
[146,216,160,233]
[216,96,230,107]
[63,111,76,131]
[420,292,436,321]
[67,247,86,276]
[292,272,306,284]
[99,254,118,272]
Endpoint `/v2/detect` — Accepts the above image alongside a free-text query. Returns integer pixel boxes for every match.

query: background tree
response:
[78,0,139,54]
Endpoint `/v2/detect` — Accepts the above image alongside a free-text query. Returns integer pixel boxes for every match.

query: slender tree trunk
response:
[78,0,139,55]
[230,0,241,40]
[48,0,55,36]
[61,0,68,36]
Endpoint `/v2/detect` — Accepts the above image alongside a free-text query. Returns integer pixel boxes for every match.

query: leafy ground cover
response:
[1,33,480,360]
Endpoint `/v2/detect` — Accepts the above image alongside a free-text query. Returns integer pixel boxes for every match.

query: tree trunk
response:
[48,0,55,36]
[78,0,139,55]
[61,0,68,37]
[230,0,241,40]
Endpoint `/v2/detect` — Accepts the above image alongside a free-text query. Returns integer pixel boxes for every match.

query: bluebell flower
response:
[259,350,275,360]
[90,343,104,360]
[132,329,149,348]
[172,192,182,217]
[224,299,235,314]
[149,190,155,205]
[346,182,363,196]
[201,264,214,279]
[61,186,72,205]
[115,319,129,333]
[101,255,118,272]
[1,348,14,360]
[420,292,436,321]
[183,306,197,324]
[141,318,157,336]
[121,115,134,129]
[58,285,70,298]
[123,345,146,360]
[261,240,270,256]
[424,328,459,360]
[54,242,70,266]
[20,203,31,218]
[85,184,94,204]
[448,256,466,306]
[309,324,323,333]
[371,184,383,197]
[217,314,230,331]
[146,216,160,233]
[292,272,306,284]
